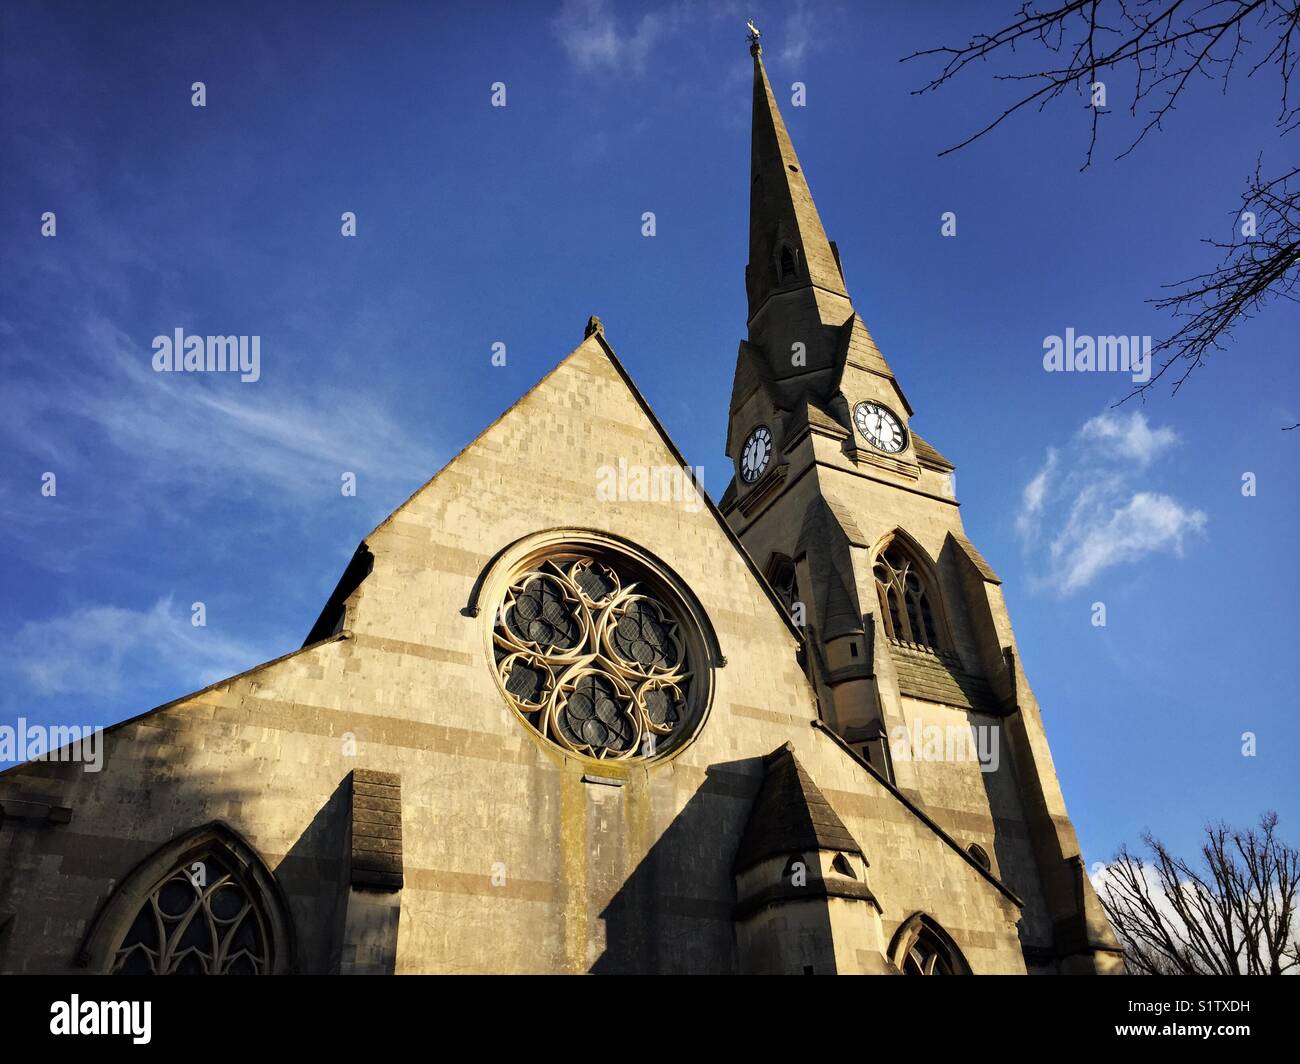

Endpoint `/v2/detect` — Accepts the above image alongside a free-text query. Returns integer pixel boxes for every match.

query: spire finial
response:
[746,18,761,57]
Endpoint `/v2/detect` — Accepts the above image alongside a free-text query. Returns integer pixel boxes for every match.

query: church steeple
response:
[731,27,1124,978]
[728,23,869,423]
[746,39,849,321]
[726,24,912,464]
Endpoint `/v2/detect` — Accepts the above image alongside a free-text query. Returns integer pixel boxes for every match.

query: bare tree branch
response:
[905,2,1300,404]
[904,1,1297,165]
[1121,161,1300,401]
[1097,812,1300,974]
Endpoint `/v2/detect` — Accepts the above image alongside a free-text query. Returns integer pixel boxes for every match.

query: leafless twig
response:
[905,2,1300,407]
[1098,812,1300,975]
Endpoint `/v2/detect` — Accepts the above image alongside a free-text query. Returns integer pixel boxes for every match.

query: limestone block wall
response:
[894,695,1053,951]
[0,337,1032,974]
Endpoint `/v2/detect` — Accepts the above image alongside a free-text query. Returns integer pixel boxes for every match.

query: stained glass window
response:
[493,552,699,760]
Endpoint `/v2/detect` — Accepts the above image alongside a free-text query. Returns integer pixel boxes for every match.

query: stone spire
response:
[724,24,903,472]
[746,43,850,324]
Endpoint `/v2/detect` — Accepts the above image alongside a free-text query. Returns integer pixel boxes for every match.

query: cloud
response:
[1090,856,1186,927]
[1078,409,1179,468]
[2,316,438,507]
[776,0,817,64]
[6,596,267,698]
[1016,410,1205,594]
[551,1,782,77]
[551,0,674,74]
[1050,490,1206,594]
[1016,446,1057,536]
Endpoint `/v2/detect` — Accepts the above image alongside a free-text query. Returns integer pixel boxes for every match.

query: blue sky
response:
[1,0,1296,867]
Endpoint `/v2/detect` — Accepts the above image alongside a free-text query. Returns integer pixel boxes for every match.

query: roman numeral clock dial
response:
[853,401,907,454]
[740,425,773,483]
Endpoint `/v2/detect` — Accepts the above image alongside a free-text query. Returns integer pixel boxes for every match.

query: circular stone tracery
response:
[492,550,702,760]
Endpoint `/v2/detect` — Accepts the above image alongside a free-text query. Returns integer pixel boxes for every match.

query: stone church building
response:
[0,40,1122,975]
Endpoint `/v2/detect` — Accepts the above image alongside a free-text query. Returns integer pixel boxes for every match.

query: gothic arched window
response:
[78,823,295,975]
[778,244,797,282]
[113,849,271,974]
[889,913,971,975]
[766,554,800,617]
[782,854,807,883]
[872,538,945,650]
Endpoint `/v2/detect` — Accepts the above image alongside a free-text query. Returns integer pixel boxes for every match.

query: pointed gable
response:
[734,743,863,874]
[356,324,804,649]
[835,314,913,417]
[795,496,864,639]
[729,340,771,416]
[912,432,955,472]
[784,397,849,444]
[947,529,1001,584]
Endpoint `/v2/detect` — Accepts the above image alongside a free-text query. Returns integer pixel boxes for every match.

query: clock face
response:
[740,426,773,483]
[853,401,907,454]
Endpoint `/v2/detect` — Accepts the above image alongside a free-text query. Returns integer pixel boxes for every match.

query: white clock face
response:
[740,426,773,483]
[853,401,907,454]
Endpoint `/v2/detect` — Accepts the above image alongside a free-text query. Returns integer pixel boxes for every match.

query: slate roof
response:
[911,432,954,471]
[734,743,863,874]
[890,643,999,713]
[947,530,1001,584]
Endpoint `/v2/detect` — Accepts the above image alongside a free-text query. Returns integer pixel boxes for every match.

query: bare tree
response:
[1098,812,1300,974]
[905,2,1300,408]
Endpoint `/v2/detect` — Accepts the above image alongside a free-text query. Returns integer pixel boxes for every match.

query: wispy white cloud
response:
[1050,489,1206,594]
[551,0,675,75]
[6,595,267,698]
[1078,409,1179,468]
[1016,410,1206,595]
[776,0,817,64]
[1090,856,1184,926]
[551,1,798,78]
[1016,446,1057,536]
[3,316,438,506]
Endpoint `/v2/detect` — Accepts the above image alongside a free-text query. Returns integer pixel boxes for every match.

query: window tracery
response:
[493,550,703,760]
[873,540,943,649]
[890,914,970,976]
[112,849,271,975]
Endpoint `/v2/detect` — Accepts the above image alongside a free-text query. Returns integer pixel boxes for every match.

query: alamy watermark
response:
[1043,329,1151,384]
[596,458,705,514]
[50,996,151,1044]
[889,721,1000,773]
[152,328,261,382]
[0,719,103,772]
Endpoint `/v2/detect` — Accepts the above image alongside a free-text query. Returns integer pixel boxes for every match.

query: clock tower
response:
[721,33,1122,974]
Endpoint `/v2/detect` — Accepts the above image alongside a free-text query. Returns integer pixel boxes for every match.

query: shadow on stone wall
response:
[276,774,352,974]
[590,757,760,975]
[0,747,360,974]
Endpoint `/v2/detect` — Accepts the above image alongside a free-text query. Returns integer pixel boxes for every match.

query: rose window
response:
[492,551,702,760]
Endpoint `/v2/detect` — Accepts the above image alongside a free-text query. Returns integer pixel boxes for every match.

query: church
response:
[0,35,1123,975]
